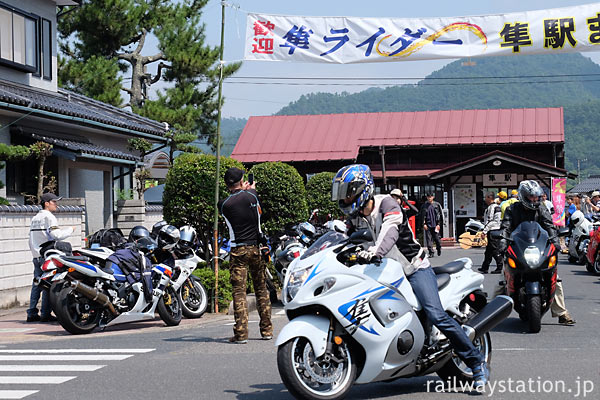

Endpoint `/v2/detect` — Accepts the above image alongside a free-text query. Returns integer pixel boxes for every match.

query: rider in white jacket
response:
[27,193,74,322]
[332,164,489,389]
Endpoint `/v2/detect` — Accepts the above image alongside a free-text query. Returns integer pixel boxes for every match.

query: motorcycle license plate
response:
[53,271,68,281]
[40,271,56,280]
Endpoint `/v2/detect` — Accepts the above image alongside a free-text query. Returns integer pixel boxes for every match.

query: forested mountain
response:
[226,53,600,179]
[196,117,246,156]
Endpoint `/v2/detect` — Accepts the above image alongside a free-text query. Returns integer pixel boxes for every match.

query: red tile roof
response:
[371,169,440,178]
[231,107,564,163]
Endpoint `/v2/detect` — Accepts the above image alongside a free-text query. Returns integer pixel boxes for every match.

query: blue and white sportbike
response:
[48,244,181,334]
[276,231,513,399]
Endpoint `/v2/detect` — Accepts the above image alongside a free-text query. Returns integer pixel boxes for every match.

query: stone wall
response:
[0,202,85,309]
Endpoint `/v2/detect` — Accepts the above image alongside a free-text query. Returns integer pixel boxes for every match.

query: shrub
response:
[305,171,340,221]
[250,162,309,237]
[163,153,244,257]
[194,267,232,312]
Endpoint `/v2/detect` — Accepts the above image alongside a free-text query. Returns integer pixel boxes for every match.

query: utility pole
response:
[212,0,226,313]
[577,158,587,184]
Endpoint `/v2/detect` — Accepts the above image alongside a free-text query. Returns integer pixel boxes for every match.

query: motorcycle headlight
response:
[286,265,312,301]
[524,247,541,267]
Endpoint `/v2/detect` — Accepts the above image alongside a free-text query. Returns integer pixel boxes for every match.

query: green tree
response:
[250,162,309,236]
[162,153,243,257]
[305,172,340,220]
[0,144,31,205]
[58,0,240,152]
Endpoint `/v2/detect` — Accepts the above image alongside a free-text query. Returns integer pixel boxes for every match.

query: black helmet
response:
[158,225,179,250]
[518,180,544,210]
[134,236,157,254]
[176,225,197,252]
[151,220,168,239]
[128,226,151,243]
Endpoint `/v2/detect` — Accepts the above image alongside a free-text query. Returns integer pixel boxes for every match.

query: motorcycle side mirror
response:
[349,229,373,244]
[557,227,570,237]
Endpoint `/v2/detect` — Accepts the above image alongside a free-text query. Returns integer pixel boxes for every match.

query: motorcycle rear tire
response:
[266,276,278,304]
[54,285,101,335]
[437,331,492,386]
[181,276,208,319]
[49,281,65,313]
[157,285,182,326]
[277,337,356,400]
[526,294,542,333]
[568,255,578,264]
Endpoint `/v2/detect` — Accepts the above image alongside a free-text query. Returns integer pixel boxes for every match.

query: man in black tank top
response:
[219,167,272,344]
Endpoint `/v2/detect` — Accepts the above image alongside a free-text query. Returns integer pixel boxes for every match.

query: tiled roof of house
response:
[568,175,600,193]
[12,128,140,161]
[0,80,166,138]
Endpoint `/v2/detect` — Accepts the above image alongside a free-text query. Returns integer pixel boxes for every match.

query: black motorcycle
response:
[503,221,558,333]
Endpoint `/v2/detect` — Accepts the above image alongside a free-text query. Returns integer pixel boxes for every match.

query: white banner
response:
[245,3,600,63]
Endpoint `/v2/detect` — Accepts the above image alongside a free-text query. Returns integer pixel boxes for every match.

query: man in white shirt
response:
[27,193,75,322]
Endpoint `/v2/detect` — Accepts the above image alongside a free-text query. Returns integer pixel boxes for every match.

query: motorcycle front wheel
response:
[157,285,182,326]
[180,276,208,319]
[54,285,102,335]
[526,294,542,333]
[585,252,600,275]
[277,337,356,400]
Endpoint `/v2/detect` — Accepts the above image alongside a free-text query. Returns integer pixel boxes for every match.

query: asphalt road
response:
[0,247,599,400]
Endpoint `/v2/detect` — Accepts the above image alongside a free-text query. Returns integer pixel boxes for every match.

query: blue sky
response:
[182,0,600,118]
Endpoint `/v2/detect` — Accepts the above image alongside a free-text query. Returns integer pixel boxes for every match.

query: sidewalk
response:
[0,294,280,345]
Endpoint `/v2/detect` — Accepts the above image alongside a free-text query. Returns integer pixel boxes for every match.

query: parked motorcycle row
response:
[34,223,209,334]
[560,210,600,274]
[33,212,580,399]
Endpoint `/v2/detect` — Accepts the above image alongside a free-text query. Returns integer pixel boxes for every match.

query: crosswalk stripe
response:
[0,365,105,372]
[0,349,155,354]
[0,376,76,384]
[0,390,38,399]
[0,355,133,361]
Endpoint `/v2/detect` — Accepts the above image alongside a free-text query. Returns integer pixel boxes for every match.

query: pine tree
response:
[58,0,239,151]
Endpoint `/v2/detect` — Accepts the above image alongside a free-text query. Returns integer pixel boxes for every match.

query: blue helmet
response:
[332,164,374,216]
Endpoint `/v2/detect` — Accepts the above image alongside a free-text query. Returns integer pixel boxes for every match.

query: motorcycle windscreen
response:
[510,222,550,268]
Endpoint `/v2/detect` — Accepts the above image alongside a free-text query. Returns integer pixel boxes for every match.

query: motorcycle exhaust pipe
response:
[70,280,118,316]
[463,295,513,341]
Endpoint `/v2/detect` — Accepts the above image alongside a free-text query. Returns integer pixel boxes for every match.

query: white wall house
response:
[0,0,168,308]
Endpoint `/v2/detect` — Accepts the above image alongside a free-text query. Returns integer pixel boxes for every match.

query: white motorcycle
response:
[276,231,513,399]
[567,210,595,265]
[49,244,181,334]
[170,248,208,318]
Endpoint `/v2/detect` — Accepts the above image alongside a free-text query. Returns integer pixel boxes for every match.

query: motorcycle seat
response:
[433,260,467,275]
[62,255,90,262]
[436,273,451,290]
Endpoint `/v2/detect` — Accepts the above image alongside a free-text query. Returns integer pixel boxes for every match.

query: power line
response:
[221,78,600,87]
[226,72,600,81]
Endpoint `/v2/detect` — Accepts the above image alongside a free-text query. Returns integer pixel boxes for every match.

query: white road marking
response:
[0,349,154,354]
[276,310,286,315]
[0,329,35,333]
[0,355,133,361]
[0,390,39,399]
[0,376,76,384]
[0,365,105,372]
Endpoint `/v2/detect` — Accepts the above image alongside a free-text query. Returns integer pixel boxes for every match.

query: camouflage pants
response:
[229,245,272,340]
